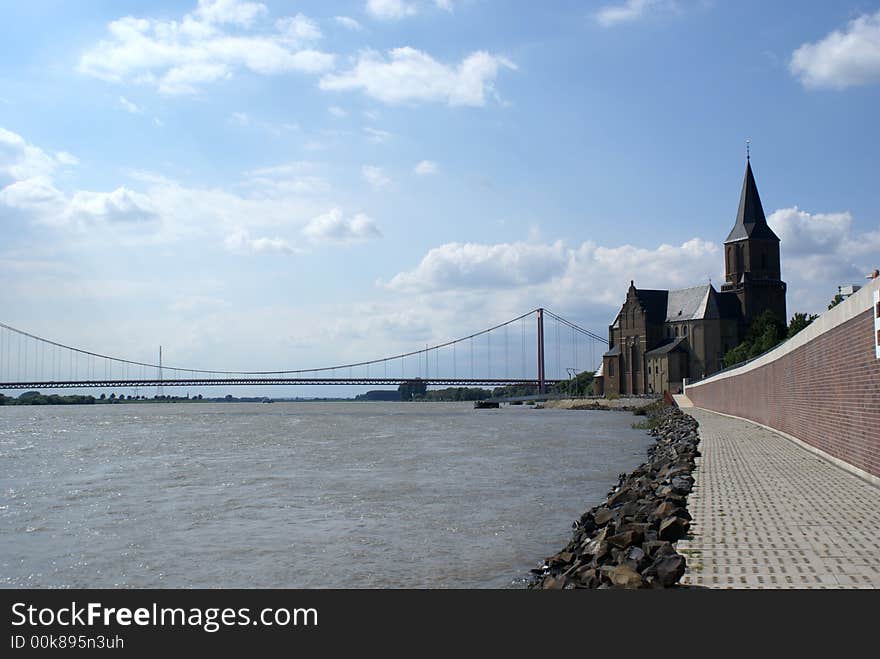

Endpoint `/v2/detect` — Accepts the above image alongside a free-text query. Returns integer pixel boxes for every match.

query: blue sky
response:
[2,0,879,394]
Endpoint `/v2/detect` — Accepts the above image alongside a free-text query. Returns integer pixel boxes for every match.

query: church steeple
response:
[721,150,786,329]
[725,158,779,244]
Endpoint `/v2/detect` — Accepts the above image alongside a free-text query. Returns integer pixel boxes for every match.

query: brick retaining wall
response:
[686,279,880,478]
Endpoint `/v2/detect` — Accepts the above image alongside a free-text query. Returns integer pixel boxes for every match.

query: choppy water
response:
[0,402,652,588]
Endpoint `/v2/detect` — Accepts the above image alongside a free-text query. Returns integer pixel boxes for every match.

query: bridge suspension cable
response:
[0,308,607,390]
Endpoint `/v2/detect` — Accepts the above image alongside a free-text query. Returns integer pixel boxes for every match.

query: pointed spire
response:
[725,153,779,243]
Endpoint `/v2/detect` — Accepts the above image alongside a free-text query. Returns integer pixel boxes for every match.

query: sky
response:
[1,0,879,396]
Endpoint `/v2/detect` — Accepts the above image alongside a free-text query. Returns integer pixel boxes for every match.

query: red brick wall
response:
[686,308,880,477]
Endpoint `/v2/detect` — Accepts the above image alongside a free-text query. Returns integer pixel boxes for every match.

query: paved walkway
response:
[676,408,880,589]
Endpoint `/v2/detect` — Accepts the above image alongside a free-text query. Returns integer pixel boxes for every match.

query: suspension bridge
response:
[0,308,607,395]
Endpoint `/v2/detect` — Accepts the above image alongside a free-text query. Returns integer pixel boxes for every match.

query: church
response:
[598,156,787,396]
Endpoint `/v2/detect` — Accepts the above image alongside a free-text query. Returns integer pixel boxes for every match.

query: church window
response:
[609,361,615,377]
[683,325,688,336]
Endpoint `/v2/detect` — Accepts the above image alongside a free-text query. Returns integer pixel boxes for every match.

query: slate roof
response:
[725,159,780,243]
[665,285,719,322]
[645,337,688,356]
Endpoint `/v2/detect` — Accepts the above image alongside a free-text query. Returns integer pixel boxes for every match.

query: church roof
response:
[725,159,780,243]
[666,285,719,322]
[645,337,688,356]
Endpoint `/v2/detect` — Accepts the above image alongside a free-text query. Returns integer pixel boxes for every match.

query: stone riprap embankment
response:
[531,406,700,589]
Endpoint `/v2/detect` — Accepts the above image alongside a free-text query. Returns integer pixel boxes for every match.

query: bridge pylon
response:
[537,308,545,394]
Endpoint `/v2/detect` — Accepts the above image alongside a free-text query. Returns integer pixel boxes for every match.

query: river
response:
[0,402,652,588]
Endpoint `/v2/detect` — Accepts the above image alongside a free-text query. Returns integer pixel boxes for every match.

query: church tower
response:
[720,154,787,329]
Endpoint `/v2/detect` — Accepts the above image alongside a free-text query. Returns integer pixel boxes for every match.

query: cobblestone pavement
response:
[677,409,880,589]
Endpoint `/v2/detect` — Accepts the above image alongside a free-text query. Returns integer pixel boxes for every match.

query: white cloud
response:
[334,16,363,31]
[364,127,392,143]
[78,2,334,95]
[224,227,297,254]
[320,47,516,106]
[302,208,381,244]
[0,127,74,184]
[413,159,437,175]
[274,14,322,45]
[67,188,158,225]
[380,209,880,324]
[790,10,880,89]
[328,105,347,117]
[119,96,143,113]
[596,0,659,27]
[768,206,852,256]
[362,164,390,188]
[435,0,454,12]
[768,206,880,311]
[386,240,572,292]
[194,0,267,27]
[366,0,418,20]
[1,179,157,228]
[0,177,66,214]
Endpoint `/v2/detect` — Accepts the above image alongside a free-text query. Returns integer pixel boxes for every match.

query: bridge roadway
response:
[0,378,563,390]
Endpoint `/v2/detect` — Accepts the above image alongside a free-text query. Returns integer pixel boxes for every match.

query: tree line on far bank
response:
[356,370,597,402]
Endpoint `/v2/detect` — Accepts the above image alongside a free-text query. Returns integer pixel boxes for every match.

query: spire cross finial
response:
[746,138,751,161]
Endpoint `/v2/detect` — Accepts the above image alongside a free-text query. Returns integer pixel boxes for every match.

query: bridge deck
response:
[0,378,563,390]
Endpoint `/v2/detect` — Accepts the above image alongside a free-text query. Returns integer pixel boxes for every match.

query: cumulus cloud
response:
[366,0,418,20]
[320,47,516,106]
[1,178,157,228]
[224,228,297,254]
[78,1,334,94]
[790,10,880,89]
[66,188,157,225]
[596,0,662,27]
[0,177,66,214]
[768,206,880,310]
[386,241,572,292]
[362,164,391,188]
[194,0,267,27]
[413,160,437,175]
[0,127,75,184]
[386,238,721,299]
[302,208,381,244]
